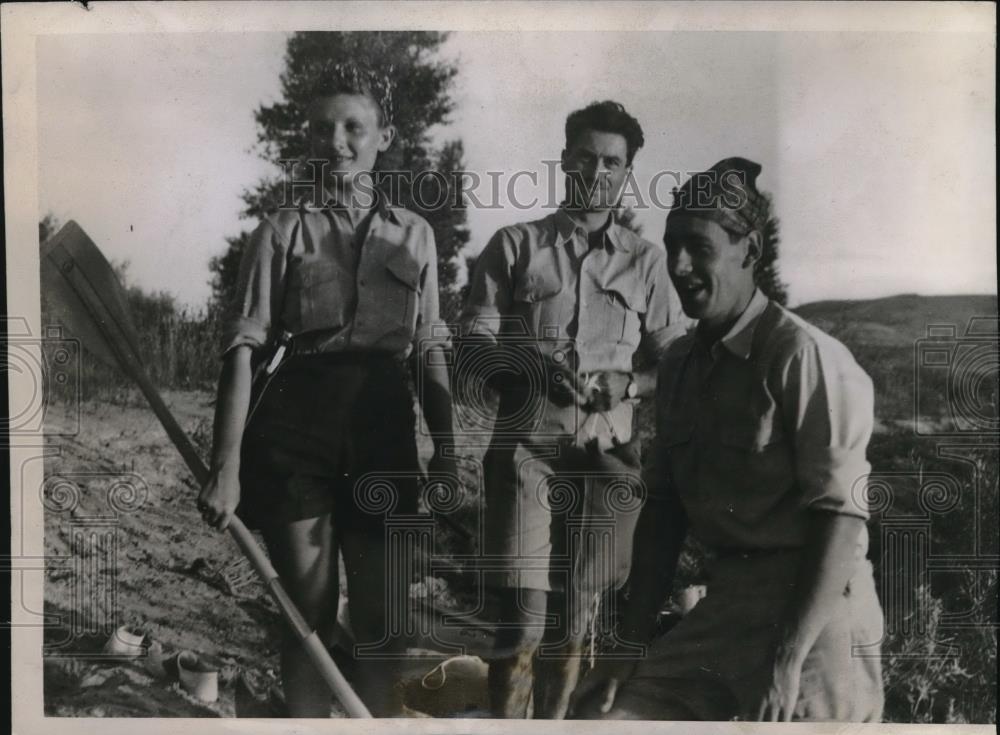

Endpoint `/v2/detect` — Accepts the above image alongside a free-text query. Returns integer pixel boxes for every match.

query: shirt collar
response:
[298,186,401,225]
[714,288,770,360]
[552,207,632,253]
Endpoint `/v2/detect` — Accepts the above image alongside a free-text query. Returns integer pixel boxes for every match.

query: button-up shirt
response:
[459,209,689,373]
[221,196,445,360]
[647,289,875,552]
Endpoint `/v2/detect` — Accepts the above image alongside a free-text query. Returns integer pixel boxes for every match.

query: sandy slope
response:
[42,388,499,717]
[43,390,284,716]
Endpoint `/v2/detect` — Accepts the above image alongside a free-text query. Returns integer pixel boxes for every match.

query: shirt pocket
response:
[596,275,645,346]
[291,259,351,333]
[718,418,785,453]
[513,272,563,338]
[716,415,793,500]
[383,250,423,338]
[659,417,694,470]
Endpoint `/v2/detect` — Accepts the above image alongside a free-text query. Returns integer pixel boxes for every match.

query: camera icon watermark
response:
[440,317,581,440]
[2,317,81,437]
[914,317,999,437]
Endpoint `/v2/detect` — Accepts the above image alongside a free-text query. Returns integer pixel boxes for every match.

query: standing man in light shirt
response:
[199,65,456,717]
[573,157,885,722]
[458,100,689,719]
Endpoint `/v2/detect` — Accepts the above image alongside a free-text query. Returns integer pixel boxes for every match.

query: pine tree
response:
[209,31,463,314]
[427,140,471,322]
[754,193,790,305]
[207,231,252,316]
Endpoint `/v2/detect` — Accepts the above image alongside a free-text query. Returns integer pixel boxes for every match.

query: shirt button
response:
[360,279,367,286]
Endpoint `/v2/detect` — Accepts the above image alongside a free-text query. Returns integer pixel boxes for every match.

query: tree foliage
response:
[427,139,471,321]
[253,32,456,173]
[207,231,252,318]
[240,31,458,219]
[39,213,62,244]
[754,193,789,306]
[210,31,467,319]
[39,215,222,393]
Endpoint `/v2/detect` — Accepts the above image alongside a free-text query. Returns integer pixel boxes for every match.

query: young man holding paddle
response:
[198,65,456,717]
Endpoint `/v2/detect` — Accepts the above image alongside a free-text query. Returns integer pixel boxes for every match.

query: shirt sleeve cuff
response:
[642,321,692,362]
[413,321,453,352]
[799,447,871,520]
[219,316,268,358]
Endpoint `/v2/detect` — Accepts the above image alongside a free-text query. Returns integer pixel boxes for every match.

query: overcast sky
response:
[37,29,995,308]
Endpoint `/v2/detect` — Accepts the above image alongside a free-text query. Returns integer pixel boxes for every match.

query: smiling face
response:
[664,214,760,329]
[307,93,394,194]
[561,129,631,212]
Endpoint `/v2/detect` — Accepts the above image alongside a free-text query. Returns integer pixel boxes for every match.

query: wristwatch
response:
[625,373,639,400]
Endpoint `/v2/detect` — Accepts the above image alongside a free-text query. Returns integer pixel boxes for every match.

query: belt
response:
[714,546,801,560]
[498,371,634,406]
[285,350,402,366]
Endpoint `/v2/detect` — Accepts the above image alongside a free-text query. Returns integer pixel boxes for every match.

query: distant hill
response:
[794,294,998,348]
[792,294,998,426]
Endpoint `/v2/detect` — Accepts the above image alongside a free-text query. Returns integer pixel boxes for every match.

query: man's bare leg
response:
[487,588,546,718]
[532,637,586,718]
[262,515,339,718]
[488,647,537,718]
[340,527,406,716]
[532,573,598,718]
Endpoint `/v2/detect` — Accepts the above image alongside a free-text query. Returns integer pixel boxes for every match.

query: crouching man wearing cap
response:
[572,158,885,722]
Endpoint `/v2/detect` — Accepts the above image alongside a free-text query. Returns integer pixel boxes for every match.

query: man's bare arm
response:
[413,344,457,461]
[757,511,865,720]
[199,345,253,529]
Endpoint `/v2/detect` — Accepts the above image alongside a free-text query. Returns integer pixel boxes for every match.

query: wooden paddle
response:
[40,220,372,718]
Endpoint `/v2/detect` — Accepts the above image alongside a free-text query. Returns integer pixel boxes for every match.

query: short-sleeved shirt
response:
[221,197,446,360]
[459,208,690,373]
[646,289,875,553]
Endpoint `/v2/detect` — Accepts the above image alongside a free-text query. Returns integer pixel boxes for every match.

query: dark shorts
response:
[236,353,421,531]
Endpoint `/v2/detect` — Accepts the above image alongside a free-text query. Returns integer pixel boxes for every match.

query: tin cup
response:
[678,584,707,615]
[103,625,146,657]
[177,651,219,703]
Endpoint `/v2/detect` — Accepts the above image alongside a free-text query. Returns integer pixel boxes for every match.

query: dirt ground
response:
[42,389,495,718]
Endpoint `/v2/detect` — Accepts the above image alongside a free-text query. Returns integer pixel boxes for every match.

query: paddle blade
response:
[41,221,145,378]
